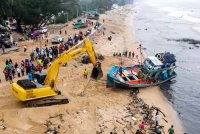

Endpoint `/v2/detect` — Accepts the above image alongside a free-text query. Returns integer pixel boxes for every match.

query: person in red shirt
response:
[3,68,8,81]
[139,122,145,130]
[37,65,42,73]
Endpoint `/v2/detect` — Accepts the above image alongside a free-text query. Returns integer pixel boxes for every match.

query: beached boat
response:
[87,14,99,20]
[73,19,88,29]
[85,10,100,20]
[73,22,88,29]
[107,52,177,89]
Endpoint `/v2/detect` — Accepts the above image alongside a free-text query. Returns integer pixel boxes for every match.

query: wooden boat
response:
[73,19,88,29]
[107,52,177,89]
[85,10,99,20]
[87,14,99,20]
[73,22,88,29]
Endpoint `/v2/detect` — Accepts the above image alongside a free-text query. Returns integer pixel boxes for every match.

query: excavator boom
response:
[44,40,103,88]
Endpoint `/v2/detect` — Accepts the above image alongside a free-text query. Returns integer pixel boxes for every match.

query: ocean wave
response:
[191,26,200,34]
[140,0,200,24]
[160,7,200,24]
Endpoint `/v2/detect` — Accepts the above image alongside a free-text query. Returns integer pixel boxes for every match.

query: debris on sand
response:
[0,119,6,130]
[96,90,167,133]
[130,90,168,133]
[129,90,154,126]
[95,90,141,133]
[97,53,105,60]
[110,31,116,34]
[44,120,60,134]
[44,113,66,134]
[49,114,65,123]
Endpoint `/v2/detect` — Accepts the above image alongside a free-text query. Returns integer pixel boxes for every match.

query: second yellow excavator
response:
[11,40,103,107]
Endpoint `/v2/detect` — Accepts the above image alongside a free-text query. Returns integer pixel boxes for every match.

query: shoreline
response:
[96,4,185,133]
[138,87,185,133]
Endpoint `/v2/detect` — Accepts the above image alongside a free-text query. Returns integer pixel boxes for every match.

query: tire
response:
[62,99,69,104]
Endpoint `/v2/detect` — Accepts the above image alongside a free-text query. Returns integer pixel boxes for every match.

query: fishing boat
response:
[73,22,88,29]
[85,10,100,20]
[73,19,88,29]
[107,52,177,89]
[87,13,99,20]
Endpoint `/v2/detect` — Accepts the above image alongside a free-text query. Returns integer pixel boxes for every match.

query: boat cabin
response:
[144,56,163,70]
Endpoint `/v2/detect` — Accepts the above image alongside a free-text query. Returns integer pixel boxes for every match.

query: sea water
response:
[133,0,200,133]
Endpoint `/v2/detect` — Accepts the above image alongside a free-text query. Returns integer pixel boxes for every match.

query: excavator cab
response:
[91,62,103,79]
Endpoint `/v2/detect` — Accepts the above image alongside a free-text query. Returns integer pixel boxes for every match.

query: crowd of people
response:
[1,27,96,83]
[135,108,175,134]
[113,50,135,58]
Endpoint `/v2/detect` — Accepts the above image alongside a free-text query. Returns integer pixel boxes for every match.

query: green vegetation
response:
[0,0,132,33]
[80,0,133,13]
[0,0,79,32]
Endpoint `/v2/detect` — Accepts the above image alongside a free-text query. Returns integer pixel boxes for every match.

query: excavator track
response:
[26,95,69,107]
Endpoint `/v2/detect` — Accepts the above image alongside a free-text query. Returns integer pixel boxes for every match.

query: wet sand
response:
[0,4,184,134]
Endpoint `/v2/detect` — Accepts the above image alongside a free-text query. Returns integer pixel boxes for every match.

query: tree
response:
[0,0,80,33]
[79,0,116,13]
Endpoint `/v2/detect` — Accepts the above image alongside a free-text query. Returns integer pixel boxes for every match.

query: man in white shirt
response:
[155,113,159,126]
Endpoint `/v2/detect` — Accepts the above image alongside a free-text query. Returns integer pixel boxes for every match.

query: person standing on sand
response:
[168,125,175,134]
[129,51,131,57]
[16,67,21,77]
[9,59,12,64]
[24,45,27,52]
[28,71,33,81]
[119,66,123,76]
[125,50,128,57]
[135,129,142,134]
[2,45,5,54]
[155,112,159,126]
[11,67,16,78]
[139,122,145,131]
[8,70,13,83]
[3,68,8,81]
[45,39,48,46]
[21,65,25,76]
[83,68,89,79]
[132,52,135,58]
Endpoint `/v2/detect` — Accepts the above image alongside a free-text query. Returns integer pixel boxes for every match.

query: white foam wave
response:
[191,26,200,34]
[159,7,200,24]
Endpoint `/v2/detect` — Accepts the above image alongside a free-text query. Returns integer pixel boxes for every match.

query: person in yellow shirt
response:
[83,68,89,79]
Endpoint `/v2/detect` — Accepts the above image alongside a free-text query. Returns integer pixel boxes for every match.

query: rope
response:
[80,78,92,96]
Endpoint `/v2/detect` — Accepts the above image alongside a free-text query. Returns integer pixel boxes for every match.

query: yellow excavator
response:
[11,40,103,107]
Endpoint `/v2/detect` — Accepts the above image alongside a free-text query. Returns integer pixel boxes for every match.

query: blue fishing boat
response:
[73,19,88,29]
[107,52,177,89]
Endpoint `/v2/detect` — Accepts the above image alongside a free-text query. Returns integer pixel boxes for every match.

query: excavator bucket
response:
[91,67,103,79]
[91,62,103,79]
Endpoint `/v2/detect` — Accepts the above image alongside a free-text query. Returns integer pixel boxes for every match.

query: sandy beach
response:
[0,4,184,134]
